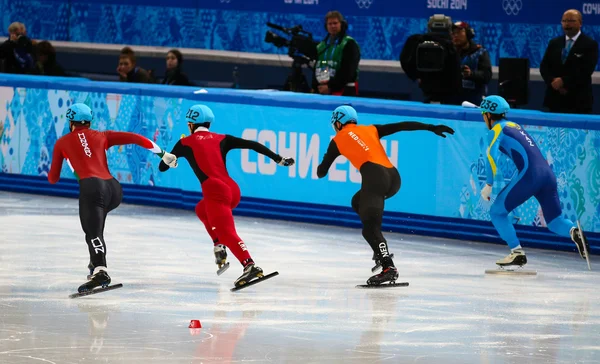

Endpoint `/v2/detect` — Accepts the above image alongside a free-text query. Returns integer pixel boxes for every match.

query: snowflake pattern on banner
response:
[461,126,600,232]
[0,85,598,231]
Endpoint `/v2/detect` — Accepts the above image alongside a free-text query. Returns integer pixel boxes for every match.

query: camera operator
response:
[400,15,462,104]
[452,21,491,105]
[0,22,35,74]
[313,11,360,96]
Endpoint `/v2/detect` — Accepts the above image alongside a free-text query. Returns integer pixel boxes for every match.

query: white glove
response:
[481,184,492,201]
[277,156,295,167]
[162,152,178,168]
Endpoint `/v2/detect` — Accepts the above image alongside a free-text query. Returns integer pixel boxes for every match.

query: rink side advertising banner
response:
[36,0,600,22]
[0,77,599,234]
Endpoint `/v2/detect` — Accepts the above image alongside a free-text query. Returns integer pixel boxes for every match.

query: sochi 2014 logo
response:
[356,0,374,9]
[502,0,522,15]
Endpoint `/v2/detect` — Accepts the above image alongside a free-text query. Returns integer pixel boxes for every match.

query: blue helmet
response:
[331,105,358,126]
[186,104,214,124]
[66,103,93,123]
[480,95,510,115]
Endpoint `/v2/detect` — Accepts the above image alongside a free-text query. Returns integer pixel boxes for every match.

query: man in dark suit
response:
[540,9,599,114]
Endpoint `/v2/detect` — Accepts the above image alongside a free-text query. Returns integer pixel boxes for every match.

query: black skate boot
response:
[571,226,590,260]
[371,252,396,273]
[78,270,111,293]
[234,264,264,288]
[87,262,94,280]
[367,266,399,286]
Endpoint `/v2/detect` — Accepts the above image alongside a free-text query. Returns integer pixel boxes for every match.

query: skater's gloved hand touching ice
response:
[277,156,295,167]
[481,184,492,201]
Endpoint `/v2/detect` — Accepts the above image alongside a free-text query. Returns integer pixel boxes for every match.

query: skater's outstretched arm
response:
[317,140,341,178]
[374,122,454,138]
[105,131,177,168]
[222,135,294,166]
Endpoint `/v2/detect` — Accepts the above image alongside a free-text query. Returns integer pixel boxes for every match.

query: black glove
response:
[277,156,295,167]
[431,125,455,138]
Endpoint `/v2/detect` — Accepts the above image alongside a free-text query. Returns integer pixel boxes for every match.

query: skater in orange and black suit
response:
[317,105,454,285]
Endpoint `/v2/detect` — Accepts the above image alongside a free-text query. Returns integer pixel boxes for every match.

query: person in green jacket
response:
[313,11,361,96]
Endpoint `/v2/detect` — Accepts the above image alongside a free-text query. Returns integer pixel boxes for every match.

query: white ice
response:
[0,191,599,364]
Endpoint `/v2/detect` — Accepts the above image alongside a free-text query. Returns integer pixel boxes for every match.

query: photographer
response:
[0,22,35,74]
[400,15,462,104]
[452,21,491,105]
[313,11,360,96]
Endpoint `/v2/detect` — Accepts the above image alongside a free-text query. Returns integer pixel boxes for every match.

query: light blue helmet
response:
[331,105,358,126]
[186,104,214,124]
[66,103,93,123]
[480,95,510,115]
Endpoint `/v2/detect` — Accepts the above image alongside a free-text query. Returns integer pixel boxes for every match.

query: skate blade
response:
[230,272,278,292]
[485,268,537,276]
[356,281,409,289]
[69,283,123,299]
[577,221,592,271]
[371,253,395,273]
[216,262,230,276]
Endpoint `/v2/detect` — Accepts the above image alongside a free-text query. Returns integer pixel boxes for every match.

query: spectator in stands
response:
[313,11,360,96]
[117,47,155,83]
[33,41,66,77]
[0,22,35,74]
[161,49,193,86]
[452,21,492,105]
[540,9,598,114]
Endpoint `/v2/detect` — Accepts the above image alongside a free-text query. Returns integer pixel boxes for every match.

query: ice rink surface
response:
[1,191,599,364]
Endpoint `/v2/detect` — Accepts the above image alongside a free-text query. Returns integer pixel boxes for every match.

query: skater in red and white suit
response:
[159,104,294,288]
[48,103,177,293]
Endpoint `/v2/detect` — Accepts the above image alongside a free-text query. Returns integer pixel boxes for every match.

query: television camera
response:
[264,22,318,92]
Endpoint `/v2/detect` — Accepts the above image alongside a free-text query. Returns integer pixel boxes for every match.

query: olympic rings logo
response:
[502,0,522,15]
[356,0,374,9]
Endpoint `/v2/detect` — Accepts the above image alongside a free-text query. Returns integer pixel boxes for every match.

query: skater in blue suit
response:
[479,95,590,267]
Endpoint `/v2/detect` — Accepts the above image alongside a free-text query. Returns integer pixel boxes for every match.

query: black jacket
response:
[0,36,35,74]
[161,67,193,86]
[120,67,156,84]
[400,33,462,104]
[457,42,492,104]
[540,32,599,114]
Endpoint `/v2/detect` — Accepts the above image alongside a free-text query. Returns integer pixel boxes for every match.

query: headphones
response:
[324,12,348,34]
[454,21,475,40]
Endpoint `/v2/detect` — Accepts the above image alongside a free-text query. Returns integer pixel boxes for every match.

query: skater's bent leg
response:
[489,204,521,250]
[195,199,219,243]
[358,191,393,267]
[490,174,533,251]
[202,178,252,266]
[204,198,252,265]
[351,191,361,214]
[106,178,123,213]
[79,197,108,270]
[547,216,574,237]
[535,177,574,237]
[78,178,111,271]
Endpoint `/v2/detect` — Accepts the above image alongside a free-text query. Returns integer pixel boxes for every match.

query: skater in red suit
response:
[49,103,177,293]
[158,104,295,288]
